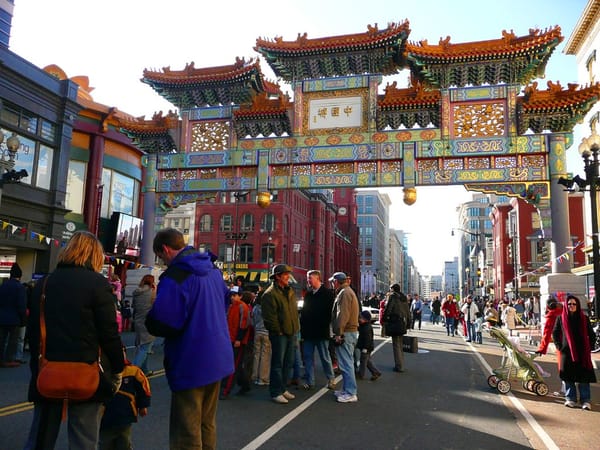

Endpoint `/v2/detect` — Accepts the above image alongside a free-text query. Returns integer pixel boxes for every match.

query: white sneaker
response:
[272,395,288,404]
[282,390,295,400]
[337,393,358,403]
[333,390,346,397]
[582,402,591,411]
[564,400,577,408]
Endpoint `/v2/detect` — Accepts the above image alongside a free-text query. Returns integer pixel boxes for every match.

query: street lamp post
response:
[578,133,600,320]
[452,227,489,299]
[229,191,250,282]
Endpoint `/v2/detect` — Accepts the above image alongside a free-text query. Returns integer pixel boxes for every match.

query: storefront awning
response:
[229,270,270,283]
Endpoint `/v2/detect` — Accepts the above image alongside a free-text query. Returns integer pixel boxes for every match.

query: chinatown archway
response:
[120,22,600,298]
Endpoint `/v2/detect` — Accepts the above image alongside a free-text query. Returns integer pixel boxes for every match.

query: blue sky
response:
[9,0,589,274]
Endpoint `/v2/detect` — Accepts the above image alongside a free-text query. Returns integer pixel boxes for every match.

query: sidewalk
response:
[474,323,599,450]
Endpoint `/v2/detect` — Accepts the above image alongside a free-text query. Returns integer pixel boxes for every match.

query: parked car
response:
[361,305,380,324]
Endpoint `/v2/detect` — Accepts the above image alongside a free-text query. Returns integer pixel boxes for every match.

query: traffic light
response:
[476,267,481,277]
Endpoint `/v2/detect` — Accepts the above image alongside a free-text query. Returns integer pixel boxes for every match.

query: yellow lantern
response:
[403,187,417,205]
[256,191,272,208]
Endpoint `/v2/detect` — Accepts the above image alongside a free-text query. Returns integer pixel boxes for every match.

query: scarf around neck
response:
[560,297,593,370]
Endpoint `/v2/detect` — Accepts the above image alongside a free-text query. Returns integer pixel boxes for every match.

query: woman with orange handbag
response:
[23,231,125,450]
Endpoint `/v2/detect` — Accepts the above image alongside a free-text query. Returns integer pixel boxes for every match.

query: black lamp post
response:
[578,133,600,320]
[229,191,249,282]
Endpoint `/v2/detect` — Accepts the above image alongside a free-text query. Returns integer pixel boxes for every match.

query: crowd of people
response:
[0,228,597,448]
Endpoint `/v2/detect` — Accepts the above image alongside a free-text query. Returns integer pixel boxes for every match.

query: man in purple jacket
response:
[146,228,233,450]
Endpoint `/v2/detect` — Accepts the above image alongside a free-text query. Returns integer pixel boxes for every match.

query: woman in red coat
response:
[552,294,597,410]
[442,294,459,337]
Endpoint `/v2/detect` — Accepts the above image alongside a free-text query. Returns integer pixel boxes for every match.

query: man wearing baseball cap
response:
[329,271,360,403]
[261,264,300,404]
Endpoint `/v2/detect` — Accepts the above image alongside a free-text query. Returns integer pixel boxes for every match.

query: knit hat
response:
[360,310,372,321]
[9,263,22,279]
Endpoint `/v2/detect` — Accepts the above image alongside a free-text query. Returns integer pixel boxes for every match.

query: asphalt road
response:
[1,315,598,449]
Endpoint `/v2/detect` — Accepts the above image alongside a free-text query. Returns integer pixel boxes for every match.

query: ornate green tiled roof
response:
[405,27,563,88]
[255,21,410,81]
[141,58,267,109]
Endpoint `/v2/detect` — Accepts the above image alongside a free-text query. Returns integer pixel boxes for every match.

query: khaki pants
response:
[252,333,271,383]
[391,335,404,371]
[169,381,220,450]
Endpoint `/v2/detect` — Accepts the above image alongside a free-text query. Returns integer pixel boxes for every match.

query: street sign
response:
[225,233,247,240]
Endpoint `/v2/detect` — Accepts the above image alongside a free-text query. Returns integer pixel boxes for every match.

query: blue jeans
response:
[302,339,335,385]
[24,401,104,450]
[292,334,302,380]
[565,381,591,403]
[269,334,296,397]
[445,317,456,335]
[335,331,358,396]
[466,320,476,342]
[132,341,153,374]
[15,326,26,361]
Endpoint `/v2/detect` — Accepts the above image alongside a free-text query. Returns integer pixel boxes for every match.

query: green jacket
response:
[261,282,300,336]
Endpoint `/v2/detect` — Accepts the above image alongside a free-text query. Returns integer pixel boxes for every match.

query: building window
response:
[66,160,86,214]
[261,244,275,263]
[590,112,600,135]
[240,213,254,231]
[100,168,140,218]
[220,214,233,231]
[240,244,253,263]
[3,131,54,191]
[197,243,212,253]
[218,243,233,262]
[36,145,54,190]
[586,50,596,85]
[0,99,57,190]
[261,213,276,232]
[199,214,212,232]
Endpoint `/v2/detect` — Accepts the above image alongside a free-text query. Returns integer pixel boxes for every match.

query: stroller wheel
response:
[497,380,511,394]
[526,380,536,391]
[487,375,499,388]
[534,382,549,396]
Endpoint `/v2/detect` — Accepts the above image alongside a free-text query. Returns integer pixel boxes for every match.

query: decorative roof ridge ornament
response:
[119,110,180,131]
[254,20,410,50]
[379,80,441,106]
[143,57,260,78]
[521,80,600,104]
[235,91,291,114]
[406,25,561,54]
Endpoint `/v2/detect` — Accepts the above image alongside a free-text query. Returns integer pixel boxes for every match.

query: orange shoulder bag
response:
[36,277,100,418]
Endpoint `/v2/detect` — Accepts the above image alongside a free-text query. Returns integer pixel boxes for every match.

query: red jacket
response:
[227,298,250,344]
[536,304,563,354]
[442,300,459,319]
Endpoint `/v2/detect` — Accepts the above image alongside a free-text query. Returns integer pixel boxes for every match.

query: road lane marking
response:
[0,402,33,416]
[0,370,166,418]
[240,338,389,450]
[466,341,560,450]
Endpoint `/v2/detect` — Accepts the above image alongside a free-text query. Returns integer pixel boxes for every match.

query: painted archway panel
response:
[153,129,560,194]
